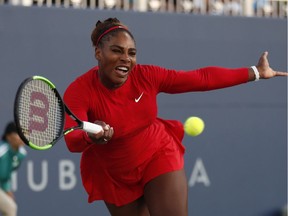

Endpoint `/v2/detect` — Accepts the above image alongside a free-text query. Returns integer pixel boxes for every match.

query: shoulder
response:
[131,64,168,79]
[68,66,98,86]
[76,66,98,83]
[132,64,165,73]
[64,66,98,96]
[131,64,172,82]
[0,142,9,157]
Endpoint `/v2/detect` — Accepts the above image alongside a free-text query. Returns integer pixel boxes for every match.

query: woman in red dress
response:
[63,18,287,216]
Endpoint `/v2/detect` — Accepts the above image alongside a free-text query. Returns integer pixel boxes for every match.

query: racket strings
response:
[18,80,63,147]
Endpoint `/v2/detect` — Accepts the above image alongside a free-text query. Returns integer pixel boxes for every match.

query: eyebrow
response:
[109,45,137,52]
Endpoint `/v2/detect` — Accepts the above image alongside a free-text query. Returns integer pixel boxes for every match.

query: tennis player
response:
[0,121,26,216]
[63,18,287,216]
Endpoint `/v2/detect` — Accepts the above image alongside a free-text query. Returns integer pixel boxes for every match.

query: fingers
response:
[274,71,288,77]
[88,120,114,144]
[258,51,269,67]
[256,51,287,79]
[260,51,288,77]
[102,124,114,142]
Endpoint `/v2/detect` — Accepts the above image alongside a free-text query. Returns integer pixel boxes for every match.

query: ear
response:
[95,47,101,61]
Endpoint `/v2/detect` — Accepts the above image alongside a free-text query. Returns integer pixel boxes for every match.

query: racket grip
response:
[82,121,104,134]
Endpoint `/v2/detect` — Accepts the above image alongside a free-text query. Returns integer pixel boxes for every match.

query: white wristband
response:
[251,66,260,81]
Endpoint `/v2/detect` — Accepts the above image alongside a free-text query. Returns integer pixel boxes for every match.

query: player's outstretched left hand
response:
[257,51,288,79]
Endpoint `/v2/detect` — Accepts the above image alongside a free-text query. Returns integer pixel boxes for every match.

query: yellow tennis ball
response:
[184,116,205,137]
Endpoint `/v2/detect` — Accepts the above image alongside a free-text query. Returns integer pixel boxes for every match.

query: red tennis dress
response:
[63,64,248,206]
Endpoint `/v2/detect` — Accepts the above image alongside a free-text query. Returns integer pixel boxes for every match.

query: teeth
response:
[117,66,128,72]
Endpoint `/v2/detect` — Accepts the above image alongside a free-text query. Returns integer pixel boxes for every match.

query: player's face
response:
[96,31,137,89]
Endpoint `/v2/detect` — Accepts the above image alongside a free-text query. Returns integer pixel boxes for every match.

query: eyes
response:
[111,47,136,58]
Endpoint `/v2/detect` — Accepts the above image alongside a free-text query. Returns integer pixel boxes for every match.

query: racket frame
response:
[14,75,103,150]
[14,76,66,150]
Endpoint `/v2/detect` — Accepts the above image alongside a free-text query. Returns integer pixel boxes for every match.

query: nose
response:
[120,52,131,63]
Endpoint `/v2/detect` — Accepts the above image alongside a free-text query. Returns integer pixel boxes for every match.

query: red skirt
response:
[80,119,185,206]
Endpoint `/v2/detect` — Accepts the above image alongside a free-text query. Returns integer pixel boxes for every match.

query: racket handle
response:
[82,121,104,134]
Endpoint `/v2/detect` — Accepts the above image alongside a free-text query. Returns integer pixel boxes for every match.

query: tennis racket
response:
[14,75,103,150]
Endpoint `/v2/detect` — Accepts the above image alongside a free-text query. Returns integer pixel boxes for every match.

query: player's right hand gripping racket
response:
[14,75,103,150]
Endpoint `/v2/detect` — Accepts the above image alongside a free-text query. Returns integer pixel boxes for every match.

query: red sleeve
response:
[142,66,249,93]
[63,77,93,153]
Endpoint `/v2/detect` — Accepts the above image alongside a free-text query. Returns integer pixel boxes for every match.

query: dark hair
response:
[2,121,18,141]
[91,17,135,48]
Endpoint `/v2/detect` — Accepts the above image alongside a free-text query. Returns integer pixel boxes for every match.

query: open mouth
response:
[115,66,129,77]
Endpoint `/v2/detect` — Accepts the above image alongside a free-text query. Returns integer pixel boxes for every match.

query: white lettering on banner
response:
[188,158,211,187]
[11,159,77,192]
[28,160,48,191]
[59,160,77,190]
[11,158,210,191]
[11,172,17,191]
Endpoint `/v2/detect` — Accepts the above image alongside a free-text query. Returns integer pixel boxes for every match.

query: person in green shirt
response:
[0,121,26,216]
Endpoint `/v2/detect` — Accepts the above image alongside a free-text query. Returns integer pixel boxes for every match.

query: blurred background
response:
[0,0,288,18]
[0,1,287,215]
[0,0,287,17]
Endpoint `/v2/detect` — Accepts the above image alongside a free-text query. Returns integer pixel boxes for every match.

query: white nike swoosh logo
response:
[135,92,144,103]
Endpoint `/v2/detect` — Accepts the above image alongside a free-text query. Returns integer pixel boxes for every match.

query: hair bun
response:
[96,20,102,27]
